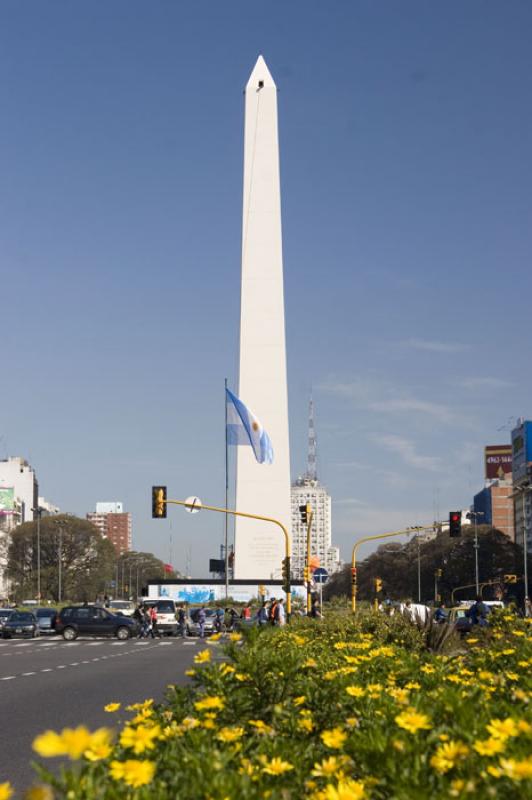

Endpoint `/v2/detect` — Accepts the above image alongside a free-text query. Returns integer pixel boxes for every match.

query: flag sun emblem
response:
[252,422,259,431]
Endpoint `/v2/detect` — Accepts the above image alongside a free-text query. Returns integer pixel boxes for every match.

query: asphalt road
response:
[0,634,202,795]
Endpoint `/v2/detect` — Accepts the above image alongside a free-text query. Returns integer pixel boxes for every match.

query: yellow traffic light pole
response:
[306,507,314,614]
[163,498,292,616]
[351,526,425,614]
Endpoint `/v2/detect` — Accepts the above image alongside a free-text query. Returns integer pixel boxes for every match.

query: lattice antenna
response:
[306,394,317,480]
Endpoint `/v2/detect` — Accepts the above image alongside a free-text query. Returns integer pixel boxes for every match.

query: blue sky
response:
[1,2,531,572]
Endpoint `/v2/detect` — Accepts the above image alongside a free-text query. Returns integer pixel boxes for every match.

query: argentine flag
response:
[226,388,274,464]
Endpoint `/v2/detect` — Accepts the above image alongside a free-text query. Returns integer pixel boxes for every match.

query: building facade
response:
[87,502,131,555]
[290,477,340,579]
[0,457,38,525]
[511,421,532,551]
[473,481,514,539]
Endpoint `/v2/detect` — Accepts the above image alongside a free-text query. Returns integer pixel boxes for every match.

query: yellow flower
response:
[430,741,469,774]
[33,726,112,761]
[518,720,531,733]
[219,663,236,675]
[131,708,154,725]
[229,632,242,642]
[248,719,274,735]
[194,696,225,711]
[324,778,366,800]
[312,757,342,777]
[473,738,506,757]
[23,787,54,800]
[395,709,431,734]
[420,664,436,674]
[321,728,347,749]
[181,717,200,730]
[262,757,294,775]
[0,784,13,800]
[109,759,156,788]
[125,699,153,712]
[404,682,420,690]
[194,649,212,664]
[499,757,532,780]
[486,717,519,740]
[84,743,113,762]
[235,673,249,681]
[303,658,317,668]
[119,724,161,754]
[104,702,121,713]
[389,688,409,705]
[217,726,245,743]
[209,633,222,642]
[346,686,365,698]
[185,669,196,677]
[293,696,306,706]
[298,717,314,733]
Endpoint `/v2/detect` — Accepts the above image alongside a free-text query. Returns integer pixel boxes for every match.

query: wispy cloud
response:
[334,497,367,507]
[401,338,470,354]
[460,377,513,390]
[370,398,455,424]
[372,434,442,472]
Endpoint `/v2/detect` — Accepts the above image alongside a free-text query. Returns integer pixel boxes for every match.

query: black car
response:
[3,611,40,639]
[55,606,139,641]
[0,609,13,631]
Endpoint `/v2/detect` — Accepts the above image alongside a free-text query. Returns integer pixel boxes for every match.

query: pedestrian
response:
[149,604,161,638]
[214,606,225,633]
[256,601,268,626]
[225,607,238,631]
[524,596,532,618]
[268,598,278,625]
[240,603,251,621]
[309,599,322,619]
[275,598,286,626]
[198,605,206,638]
[177,605,187,638]
[133,603,144,637]
[433,602,447,624]
[467,596,489,627]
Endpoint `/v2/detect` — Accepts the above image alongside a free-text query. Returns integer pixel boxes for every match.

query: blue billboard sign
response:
[512,421,532,482]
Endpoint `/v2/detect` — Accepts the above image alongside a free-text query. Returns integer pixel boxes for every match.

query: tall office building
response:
[511,421,532,551]
[290,399,340,579]
[87,502,132,555]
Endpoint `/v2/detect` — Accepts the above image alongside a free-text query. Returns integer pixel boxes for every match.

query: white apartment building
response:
[0,457,39,525]
[290,476,340,579]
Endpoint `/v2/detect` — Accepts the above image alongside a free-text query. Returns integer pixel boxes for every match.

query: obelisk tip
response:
[246,55,276,90]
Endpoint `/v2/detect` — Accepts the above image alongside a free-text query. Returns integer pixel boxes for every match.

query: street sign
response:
[312,567,329,585]
[184,496,202,514]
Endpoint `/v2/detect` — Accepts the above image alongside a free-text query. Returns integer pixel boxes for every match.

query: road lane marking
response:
[41,668,52,673]
[57,665,66,669]
[1,676,15,680]
[13,643,32,647]
[22,672,36,676]
[69,662,79,666]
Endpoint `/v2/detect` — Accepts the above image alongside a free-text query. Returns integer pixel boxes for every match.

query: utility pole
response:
[32,506,43,600]
[56,520,66,603]
[467,511,484,594]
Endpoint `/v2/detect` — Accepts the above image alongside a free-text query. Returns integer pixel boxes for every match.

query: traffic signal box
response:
[504,574,517,584]
[303,567,310,583]
[299,504,311,524]
[351,567,357,586]
[374,577,383,593]
[449,511,462,538]
[282,556,291,594]
[152,486,167,519]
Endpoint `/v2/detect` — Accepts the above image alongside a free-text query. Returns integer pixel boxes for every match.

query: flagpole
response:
[224,378,229,600]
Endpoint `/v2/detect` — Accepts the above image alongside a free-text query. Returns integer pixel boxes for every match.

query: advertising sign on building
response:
[0,487,15,516]
[484,445,513,480]
[512,421,532,483]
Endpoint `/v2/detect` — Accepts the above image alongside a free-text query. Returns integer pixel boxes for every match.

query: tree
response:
[7,515,116,603]
[113,551,179,600]
[324,526,530,605]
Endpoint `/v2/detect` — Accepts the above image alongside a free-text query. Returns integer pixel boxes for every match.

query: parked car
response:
[186,608,217,637]
[142,600,179,636]
[36,608,58,634]
[2,611,40,639]
[55,606,139,641]
[0,609,13,630]
[107,600,136,617]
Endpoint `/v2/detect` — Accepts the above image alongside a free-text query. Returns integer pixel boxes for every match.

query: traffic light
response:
[351,567,357,586]
[504,574,517,584]
[435,568,443,578]
[282,556,291,593]
[152,486,167,519]
[303,566,310,582]
[374,577,383,593]
[299,504,311,524]
[449,511,462,538]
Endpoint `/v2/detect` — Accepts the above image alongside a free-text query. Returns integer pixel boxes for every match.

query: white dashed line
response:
[57,665,66,669]
[41,668,52,673]
[1,676,15,681]
[69,662,79,666]
[22,671,36,676]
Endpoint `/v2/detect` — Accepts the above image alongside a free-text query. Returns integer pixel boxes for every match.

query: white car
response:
[107,600,136,617]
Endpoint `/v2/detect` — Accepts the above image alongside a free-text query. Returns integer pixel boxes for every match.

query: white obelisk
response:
[234,56,291,580]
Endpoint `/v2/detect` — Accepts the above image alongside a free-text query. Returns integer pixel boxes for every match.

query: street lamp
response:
[31,506,44,601]
[55,520,67,602]
[466,511,484,594]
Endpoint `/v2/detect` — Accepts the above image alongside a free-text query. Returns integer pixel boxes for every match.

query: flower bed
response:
[18,611,532,799]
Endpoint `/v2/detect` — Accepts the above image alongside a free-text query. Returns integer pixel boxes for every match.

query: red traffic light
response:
[451,513,460,522]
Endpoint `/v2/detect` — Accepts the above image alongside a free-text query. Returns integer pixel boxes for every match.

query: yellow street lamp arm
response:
[164,499,292,615]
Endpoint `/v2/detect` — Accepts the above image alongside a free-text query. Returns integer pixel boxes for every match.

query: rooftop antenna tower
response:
[306,395,317,481]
